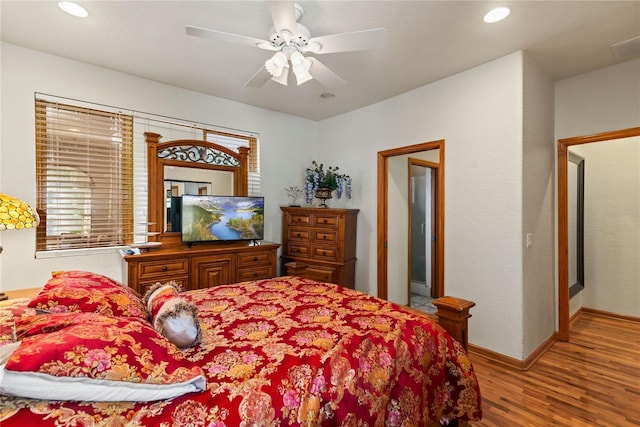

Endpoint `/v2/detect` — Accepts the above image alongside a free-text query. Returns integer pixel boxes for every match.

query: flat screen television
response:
[181,195,264,243]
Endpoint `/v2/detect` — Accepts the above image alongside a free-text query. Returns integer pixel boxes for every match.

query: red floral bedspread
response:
[0,276,481,426]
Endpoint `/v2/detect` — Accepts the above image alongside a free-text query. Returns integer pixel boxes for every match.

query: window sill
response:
[35,246,126,259]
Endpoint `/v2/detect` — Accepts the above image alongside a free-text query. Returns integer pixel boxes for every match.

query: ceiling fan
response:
[185,1,387,88]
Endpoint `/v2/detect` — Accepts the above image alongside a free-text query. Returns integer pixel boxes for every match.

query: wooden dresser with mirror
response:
[123,132,279,295]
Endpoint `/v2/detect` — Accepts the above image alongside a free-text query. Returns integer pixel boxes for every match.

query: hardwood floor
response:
[468,312,640,426]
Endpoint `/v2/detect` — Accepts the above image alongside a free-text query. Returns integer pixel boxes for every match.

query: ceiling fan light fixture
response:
[280,29,294,46]
[186,2,386,90]
[265,51,288,78]
[256,41,274,50]
[290,52,313,85]
[304,41,323,54]
[271,65,290,85]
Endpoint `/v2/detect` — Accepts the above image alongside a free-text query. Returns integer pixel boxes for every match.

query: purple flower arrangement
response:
[305,160,352,204]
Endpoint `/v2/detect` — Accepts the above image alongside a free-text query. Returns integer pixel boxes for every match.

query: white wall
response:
[318,52,527,358]
[555,58,640,139]
[0,42,316,291]
[522,53,556,357]
[555,58,640,317]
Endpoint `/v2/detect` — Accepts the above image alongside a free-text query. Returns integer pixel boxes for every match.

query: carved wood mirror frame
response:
[144,132,249,247]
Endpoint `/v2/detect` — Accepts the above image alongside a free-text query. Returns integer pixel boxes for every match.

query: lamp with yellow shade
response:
[0,193,40,300]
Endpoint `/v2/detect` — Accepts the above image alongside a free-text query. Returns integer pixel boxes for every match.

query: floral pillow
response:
[144,281,201,349]
[0,312,206,402]
[28,271,148,319]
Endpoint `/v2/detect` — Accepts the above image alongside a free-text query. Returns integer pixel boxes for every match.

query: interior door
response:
[410,161,437,302]
[410,172,427,284]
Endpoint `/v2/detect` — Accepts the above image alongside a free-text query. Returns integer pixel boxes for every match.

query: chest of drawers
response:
[124,241,280,294]
[280,207,358,288]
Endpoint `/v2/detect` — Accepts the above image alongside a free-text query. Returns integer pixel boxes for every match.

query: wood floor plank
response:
[468,312,640,426]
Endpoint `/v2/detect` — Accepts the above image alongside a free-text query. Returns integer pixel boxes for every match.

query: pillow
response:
[144,281,201,349]
[28,271,148,320]
[0,312,206,402]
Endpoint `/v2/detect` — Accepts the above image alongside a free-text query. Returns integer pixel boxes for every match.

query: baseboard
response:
[468,344,524,370]
[570,308,583,325]
[468,332,557,372]
[469,309,639,371]
[579,307,640,323]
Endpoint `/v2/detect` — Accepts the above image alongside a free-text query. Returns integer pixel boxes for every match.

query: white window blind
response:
[35,95,259,249]
[35,99,134,251]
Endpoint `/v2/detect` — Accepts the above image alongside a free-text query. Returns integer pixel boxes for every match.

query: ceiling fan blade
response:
[269,1,298,37]
[245,65,272,88]
[303,28,387,54]
[186,25,277,51]
[309,58,347,88]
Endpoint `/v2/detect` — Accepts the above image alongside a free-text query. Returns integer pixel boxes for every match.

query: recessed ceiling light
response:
[58,2,88,18]
[483,7,510,23]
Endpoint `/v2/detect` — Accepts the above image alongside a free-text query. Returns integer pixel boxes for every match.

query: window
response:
[35,99,134,251]
[35,96,259,250]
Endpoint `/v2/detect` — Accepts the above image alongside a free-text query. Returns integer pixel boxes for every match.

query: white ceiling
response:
[1,1,639,121]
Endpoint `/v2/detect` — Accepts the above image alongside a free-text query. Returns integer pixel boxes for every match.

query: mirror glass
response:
[567,151,584,297]
[163,166,234,232]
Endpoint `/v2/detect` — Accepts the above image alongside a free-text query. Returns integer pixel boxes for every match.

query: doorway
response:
[409,159,438,307]
[557,126,640,341]
[377,140,444,304]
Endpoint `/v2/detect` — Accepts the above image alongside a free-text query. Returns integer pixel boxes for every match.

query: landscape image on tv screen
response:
[181,195,264,243]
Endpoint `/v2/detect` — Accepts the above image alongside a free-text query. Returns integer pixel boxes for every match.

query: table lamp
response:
[0,193,40,300]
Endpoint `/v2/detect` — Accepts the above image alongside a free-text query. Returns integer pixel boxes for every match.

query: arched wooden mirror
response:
[145,132,249,247]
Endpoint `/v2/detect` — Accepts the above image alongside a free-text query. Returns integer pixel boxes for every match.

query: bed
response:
[0,271,481,426]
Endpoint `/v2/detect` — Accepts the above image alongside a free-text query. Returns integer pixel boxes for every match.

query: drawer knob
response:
[253,272,258,277]
[162,266,168,271]
[322,235,326,239]
[253,256,258,261]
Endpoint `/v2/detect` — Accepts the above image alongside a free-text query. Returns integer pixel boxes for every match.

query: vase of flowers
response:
[305,160,352,207]
[314,187,333,207]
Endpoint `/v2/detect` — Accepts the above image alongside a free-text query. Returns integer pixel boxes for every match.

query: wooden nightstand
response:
[0,288,41,300]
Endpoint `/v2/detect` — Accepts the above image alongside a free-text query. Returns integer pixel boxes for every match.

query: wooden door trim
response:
[377,140,445,300]
[557,127,640,341]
